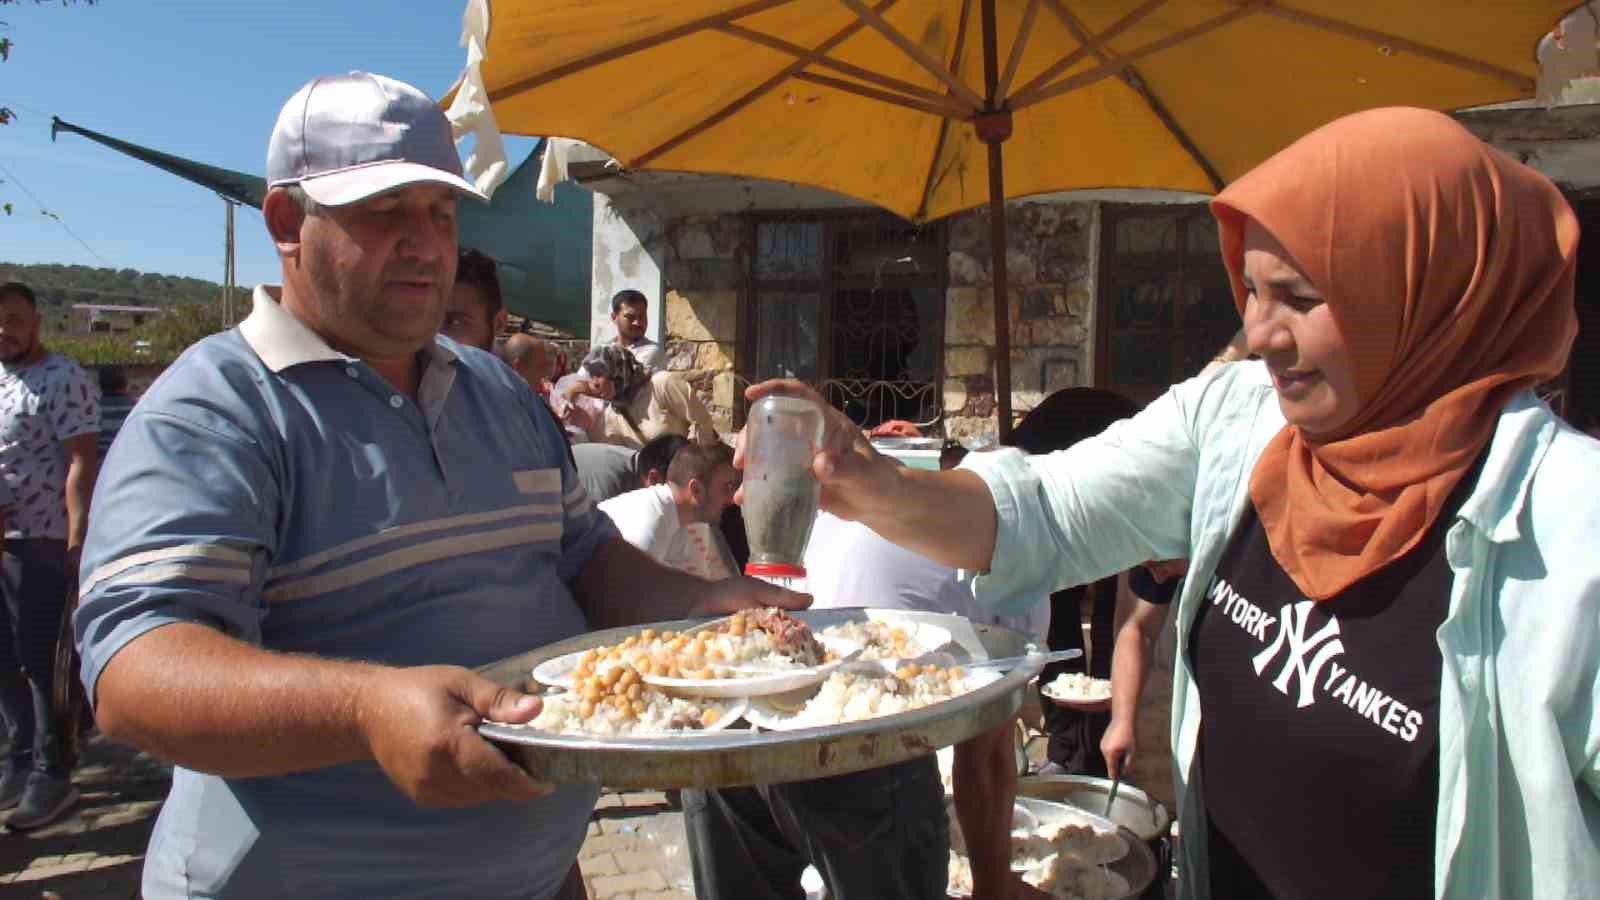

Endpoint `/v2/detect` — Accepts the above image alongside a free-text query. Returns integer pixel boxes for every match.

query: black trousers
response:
[0,538,70,774]
[1039,578,1117,777]
[684,756,948,900]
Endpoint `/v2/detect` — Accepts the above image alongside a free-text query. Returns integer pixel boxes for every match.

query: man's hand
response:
[686,574,810,618]
[1100,716,1136,781]
[735,380,900,524]
[357,665,555,808]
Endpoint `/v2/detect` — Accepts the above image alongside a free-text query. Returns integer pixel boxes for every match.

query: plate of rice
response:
[535,609,840,698]
[744,663,1002,730]
[501,661,747,737]
[1040,672,1113,711]
[816,617,952,662]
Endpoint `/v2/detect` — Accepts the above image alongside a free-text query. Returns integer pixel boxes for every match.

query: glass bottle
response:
[741,394,826,589]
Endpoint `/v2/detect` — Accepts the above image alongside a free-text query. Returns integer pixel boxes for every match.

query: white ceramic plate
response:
[530,648,590,691]
[530,616,737,691]
[744,667,1003,731]
[1039,675,1113,712]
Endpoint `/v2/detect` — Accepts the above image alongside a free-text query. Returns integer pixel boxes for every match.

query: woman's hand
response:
[735,379,901,523]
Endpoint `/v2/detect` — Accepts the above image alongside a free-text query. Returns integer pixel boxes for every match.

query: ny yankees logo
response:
[1252,601,1345,708]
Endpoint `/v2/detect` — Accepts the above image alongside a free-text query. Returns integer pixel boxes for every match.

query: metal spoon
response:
[959,648,1084,671]
[1103,775,1122,818]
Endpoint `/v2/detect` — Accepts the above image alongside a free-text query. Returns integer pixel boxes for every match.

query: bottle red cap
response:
[745,562,807,579]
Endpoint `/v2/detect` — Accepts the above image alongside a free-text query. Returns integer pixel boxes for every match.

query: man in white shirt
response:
[597,442,736,578]
[686,448,1047,900]
[609,289,663,373]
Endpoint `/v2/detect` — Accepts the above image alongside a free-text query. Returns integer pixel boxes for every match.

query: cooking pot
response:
[1017,774,1172,898]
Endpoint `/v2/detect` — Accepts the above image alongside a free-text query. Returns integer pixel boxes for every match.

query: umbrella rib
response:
[632,0,900,168]
[1011,3,1261,110]
[916,0,974,221]
[1243,2,1535,92]
[716,23,974,110]
[1040,0,1224,191]
[1009,0,1167,102]
[791,71,972,119]
[485,0,800,102]
[837,0,988,110]
[996,0,1043,103]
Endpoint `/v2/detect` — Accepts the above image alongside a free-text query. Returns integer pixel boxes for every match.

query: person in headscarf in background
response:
[741,107,1598,899]
[551,344,719,449]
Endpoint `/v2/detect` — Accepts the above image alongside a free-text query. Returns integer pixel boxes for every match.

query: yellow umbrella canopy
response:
[466,0,1571,434]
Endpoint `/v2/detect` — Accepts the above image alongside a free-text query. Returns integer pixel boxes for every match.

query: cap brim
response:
[296,161,489,207]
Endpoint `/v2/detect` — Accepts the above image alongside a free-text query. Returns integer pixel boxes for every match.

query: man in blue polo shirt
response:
[73,72,801,900]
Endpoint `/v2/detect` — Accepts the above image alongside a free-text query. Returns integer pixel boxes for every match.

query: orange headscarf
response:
[1212,108,1579,601]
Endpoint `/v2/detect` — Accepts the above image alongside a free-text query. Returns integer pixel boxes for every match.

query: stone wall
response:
[942,200,1095,445]
[658,213,747,437]
[598,197,1102,445]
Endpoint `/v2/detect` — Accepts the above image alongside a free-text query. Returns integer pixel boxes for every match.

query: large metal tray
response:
[478,609,1039,790]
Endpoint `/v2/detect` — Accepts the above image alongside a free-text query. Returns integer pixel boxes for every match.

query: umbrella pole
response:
[985,139,1012,441]
[978,0,1013,442]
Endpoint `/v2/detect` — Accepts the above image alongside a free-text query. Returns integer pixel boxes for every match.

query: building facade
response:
[581,101,1600,442]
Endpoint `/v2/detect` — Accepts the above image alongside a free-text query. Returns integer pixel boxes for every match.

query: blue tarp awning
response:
[51,117,592,336]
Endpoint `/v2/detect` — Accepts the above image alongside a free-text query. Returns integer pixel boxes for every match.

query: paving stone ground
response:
[0,735,696,900]
[0,733,167,900]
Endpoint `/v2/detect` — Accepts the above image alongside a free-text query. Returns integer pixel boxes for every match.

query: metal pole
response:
[979,0,1013,441]
[987,143,1011,442]
[223,198,236,325]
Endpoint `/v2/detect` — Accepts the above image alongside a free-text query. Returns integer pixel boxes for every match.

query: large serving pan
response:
[1017,775,1173,899]
[1011,797,1159,900]
[478,609,1039,790]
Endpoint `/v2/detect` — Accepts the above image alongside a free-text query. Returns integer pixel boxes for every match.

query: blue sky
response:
[1,0,535,287]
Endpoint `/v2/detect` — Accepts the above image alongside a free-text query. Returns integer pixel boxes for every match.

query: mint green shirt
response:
[962,361,1600,899]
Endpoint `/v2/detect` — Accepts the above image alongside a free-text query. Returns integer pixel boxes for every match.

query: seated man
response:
[498,333,552,395]
[687,452,1039,900]
[571,433,687,508]
[598,442,738,580]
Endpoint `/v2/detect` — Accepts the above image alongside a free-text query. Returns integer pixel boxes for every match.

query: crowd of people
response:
[0,66,1589,900]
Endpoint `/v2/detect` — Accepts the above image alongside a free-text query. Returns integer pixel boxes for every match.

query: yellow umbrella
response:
[456,0,1572,436]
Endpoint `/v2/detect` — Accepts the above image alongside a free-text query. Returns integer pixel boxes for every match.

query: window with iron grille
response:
[1095,204,1239,405]
[744,215,946,430]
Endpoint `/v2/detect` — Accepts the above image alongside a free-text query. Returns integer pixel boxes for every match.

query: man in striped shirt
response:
[73,72,802,900]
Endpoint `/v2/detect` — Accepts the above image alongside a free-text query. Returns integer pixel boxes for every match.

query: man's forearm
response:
[64,452,97,551]
[954,722,1019,893]
[95,621,379,777]
[572,538,709,628]
[1107,624,1149,729]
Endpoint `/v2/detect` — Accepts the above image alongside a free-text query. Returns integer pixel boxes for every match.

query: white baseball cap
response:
[266,71,487,206]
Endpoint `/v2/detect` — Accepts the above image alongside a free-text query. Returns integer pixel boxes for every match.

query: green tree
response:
[49,301,226,366]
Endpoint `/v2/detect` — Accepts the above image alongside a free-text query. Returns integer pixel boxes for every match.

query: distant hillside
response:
[0,262,225,330]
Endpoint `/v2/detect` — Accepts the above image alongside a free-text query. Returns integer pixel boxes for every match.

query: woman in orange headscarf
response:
[742,108,1600,899]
